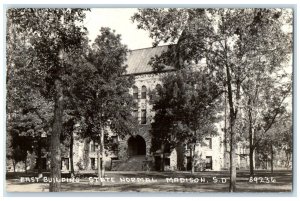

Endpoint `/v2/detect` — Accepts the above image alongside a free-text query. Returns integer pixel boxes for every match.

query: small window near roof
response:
[141,86,147,99]
[133,86,138,99]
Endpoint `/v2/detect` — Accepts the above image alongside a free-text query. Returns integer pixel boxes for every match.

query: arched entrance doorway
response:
[128,135,146,156]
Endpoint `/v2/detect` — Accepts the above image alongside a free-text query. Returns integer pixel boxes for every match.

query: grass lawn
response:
[6,170,292,193]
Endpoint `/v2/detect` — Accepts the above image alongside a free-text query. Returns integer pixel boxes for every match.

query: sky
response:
[83,8,154,50]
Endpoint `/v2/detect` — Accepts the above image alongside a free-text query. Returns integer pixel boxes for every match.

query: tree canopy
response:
[7,8,89,191]
[151,68,222,148]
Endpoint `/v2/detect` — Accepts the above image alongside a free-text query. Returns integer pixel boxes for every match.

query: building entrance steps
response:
[111,155,147,171]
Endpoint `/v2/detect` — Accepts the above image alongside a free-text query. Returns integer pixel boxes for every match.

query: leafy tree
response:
[70,27,137,185]
[132,8,292,191]
[6,9,54,175]
[7,8,88,191]
[6,49,53,175]
[278,114,293,169]
[242,71,291,176]
[7,81,53,175]
[7,96,50,173]
[150,68,222,173]
[255,112,292,172]
[8,130,33,172]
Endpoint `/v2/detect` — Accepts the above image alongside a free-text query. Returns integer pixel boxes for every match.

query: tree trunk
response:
[101,128,105,179]
[226,64,237,192]
[13,160,16,173]
[98,125,105,186]
[249,145,254,176]
[271,144,274,174]
[97,150,101,184]
[285,151,291,169]
[161,143,165,172]
[229,123,236,192]
[24,159,27,174]
[70,132,74,177]
[49,79,63,192]
[37,137,43,178]
[248,104,255,177]
[176,144,185,171]
[249,127,254,177]
[190,145,195,174]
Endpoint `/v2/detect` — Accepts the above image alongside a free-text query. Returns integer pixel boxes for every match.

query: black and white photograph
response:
[5,7,293,193]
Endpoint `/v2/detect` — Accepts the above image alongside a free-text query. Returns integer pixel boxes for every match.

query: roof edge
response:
[129,44,175,52]
[124,68,176,76]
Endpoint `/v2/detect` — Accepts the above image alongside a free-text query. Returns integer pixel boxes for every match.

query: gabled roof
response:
[125,45,175,75]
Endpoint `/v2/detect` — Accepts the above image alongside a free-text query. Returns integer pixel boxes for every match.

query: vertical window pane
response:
[91,141,95,152]
[164,158,170,166]
[61,158,69,170]
[141,86,147,99]
[133,109,138,120]
[205,138,212,149]
[205,156,212,170]
[133,86,138,99]
[141,109,146,124]
[111,136,119,155]
[91,158,95,170]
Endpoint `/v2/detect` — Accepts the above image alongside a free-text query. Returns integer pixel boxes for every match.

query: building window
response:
[141,86,147,99]
[164,158,170,166]
[205,138,212,149]
[186,156,192,171]
[112,136,118,144]
[133,109,138,120]
[90,158,96,170]
[205,156,212,170]
[141,109,146,124]
[132,100,138,108]
[90,140,96,152]
[164,143,171,153]
[133,86,138,99]
[111,136,119,155]
[61,158,69,170]
[35,158,47,170]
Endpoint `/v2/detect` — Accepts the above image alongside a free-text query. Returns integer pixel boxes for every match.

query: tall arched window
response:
[141,109,147,124]
[141,86,147,99]
[133,86,138,99]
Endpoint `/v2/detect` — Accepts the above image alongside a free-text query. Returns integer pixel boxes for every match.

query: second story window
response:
[133,109,138,120]
[91,140,97,152]
[141,86,147,99]
[141,109,146,124]
[205,138,212,149]
[133,86,138,99]
[111,136,119,154]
